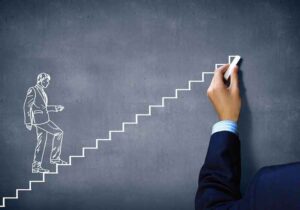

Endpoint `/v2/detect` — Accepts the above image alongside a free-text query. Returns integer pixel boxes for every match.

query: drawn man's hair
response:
[37,73,51,83]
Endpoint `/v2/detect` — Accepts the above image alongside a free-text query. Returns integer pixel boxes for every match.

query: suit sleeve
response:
[23,87,35,125]
[195,131,242,210]
[47,105,57,112]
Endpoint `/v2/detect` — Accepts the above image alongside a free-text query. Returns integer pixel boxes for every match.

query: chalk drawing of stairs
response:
[0,55,237,208]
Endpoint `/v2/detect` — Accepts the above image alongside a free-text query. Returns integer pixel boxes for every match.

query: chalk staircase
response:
[0,56,236,208]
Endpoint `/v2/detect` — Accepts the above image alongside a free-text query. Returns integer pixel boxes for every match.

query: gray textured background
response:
[0,0,300,209]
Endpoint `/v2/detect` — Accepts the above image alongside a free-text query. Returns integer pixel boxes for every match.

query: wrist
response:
[219,116,238,122]
[218,112,240,122]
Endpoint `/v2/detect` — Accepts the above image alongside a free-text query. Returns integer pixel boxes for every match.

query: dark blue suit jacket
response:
[195,131,300,210]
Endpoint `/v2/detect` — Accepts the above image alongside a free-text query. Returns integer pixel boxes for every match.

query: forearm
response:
[47,105,57,112]
[195,122,241,209]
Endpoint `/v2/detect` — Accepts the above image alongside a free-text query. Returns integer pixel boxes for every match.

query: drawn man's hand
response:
[56,105,64,112]
[25,123,32,131]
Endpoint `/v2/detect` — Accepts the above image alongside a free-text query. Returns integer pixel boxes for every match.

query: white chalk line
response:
[0,56,235,208]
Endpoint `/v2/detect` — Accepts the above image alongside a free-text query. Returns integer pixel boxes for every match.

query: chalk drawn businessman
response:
[23,73,67,173]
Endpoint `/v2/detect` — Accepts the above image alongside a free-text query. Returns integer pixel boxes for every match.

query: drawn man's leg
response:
[33,121,67,172]
[32,126,49,173]
[46,121,65,164]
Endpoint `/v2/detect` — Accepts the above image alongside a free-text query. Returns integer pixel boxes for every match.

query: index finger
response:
[213,64,229,86]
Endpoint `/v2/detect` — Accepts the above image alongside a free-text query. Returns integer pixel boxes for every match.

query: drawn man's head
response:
[37,73,51,88]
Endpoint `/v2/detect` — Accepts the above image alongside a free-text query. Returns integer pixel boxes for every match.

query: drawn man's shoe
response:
[32,162,49,173]
[50,159,67,165]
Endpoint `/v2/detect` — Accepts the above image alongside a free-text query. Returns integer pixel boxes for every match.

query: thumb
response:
[229,65,239,89]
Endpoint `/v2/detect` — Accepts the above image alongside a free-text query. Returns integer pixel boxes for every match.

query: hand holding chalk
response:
[207,62,241,122]
[224,55,241,80]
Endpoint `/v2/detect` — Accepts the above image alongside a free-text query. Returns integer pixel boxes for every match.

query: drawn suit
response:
[23,84,64,171]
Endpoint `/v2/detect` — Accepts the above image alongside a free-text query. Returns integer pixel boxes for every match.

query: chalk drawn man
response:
[23,73,67,173]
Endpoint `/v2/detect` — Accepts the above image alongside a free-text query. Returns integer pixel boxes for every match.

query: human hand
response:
[25,123,32,131]
[56,105,64,112]
[207,64,241,122]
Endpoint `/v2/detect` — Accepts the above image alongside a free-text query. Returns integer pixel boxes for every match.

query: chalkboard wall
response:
[0,0,300,209]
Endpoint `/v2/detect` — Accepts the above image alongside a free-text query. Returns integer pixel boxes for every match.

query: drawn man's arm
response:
[23,88,35,130]
[47,105,57,112]
[47,105,64,112]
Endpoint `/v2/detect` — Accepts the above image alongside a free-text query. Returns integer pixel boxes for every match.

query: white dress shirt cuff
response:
[212,120,238,135]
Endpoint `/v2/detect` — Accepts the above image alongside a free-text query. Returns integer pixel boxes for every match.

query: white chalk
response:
[224,55,241,80]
